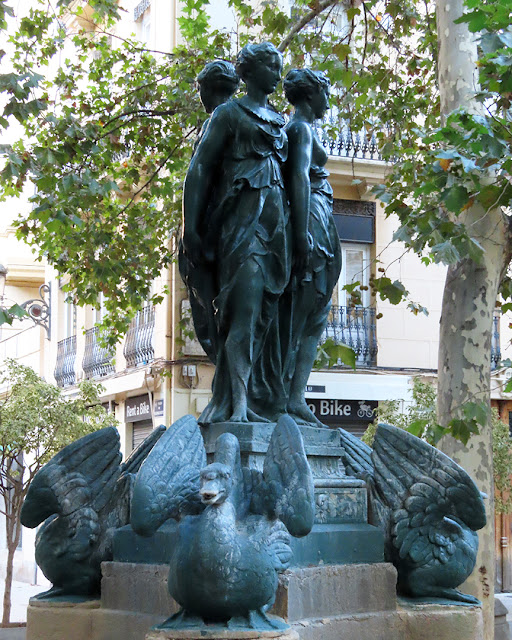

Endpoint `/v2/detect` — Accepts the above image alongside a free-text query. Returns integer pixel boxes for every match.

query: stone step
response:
[27,563,484,640]
[26,600,484,640]
[273,564,397,622]
[101,562,397,619]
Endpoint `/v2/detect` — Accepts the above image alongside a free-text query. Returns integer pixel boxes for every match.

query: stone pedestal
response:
[145,629,299,640]
[202,422,384,566]
[26,562,484,640]
[26,597,101,640]
[114,422,383,567]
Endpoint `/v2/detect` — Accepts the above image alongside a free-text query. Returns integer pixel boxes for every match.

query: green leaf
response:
[372,277,408,305]
[331,343,357,370]
[314,338,356,370]
[0,310,14,326]
[407,419,425,438]
[431,241,461,265]
[442,184,469,212]
[8,304,26,319]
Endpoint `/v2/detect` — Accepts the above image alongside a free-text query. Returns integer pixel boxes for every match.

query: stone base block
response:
[145,628,299,640]
[92,609,167,640]
[101,562,177,615]
[25,563,485,640]
[27,598,100,640]
[292,611,403,640]
[397,600,484,640]
[101,562,395,621]
[494,598,510,640]
[274,564,397,621]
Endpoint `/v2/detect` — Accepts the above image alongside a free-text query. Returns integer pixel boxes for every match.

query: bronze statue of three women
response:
[180,43,341,426]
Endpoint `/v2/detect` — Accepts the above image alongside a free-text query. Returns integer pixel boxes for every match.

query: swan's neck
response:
[203,499,236,543]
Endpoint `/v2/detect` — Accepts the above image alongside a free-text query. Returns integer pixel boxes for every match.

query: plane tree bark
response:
[436,0,512,635]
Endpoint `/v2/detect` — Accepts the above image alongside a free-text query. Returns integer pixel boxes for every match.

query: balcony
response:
[54,336,77,387]
[315,114,389,161]
[123,304,155,368]
[82,326,115,379]
[321,305,377,367]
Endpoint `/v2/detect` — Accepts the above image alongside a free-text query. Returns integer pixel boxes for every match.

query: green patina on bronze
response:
[130,413,315,630]
[20,44,486,619]
[19,426,165,600]
[340,424,487,606]
[180,45,341,426]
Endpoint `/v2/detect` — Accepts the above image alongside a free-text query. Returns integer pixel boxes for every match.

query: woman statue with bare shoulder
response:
[283,69,342,426]
[181,43,292,424]
[179,61,239,364]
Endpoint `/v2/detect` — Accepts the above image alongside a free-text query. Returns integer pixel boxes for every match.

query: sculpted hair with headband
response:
[235,42,283,83]
[197,60,240,90]
[284,69,330,105]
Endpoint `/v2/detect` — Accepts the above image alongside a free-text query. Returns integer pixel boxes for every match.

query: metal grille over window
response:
[132,421,154,450]
[54,335,77,387]
[82,327,115,378]
[321,306,377,366]
[134,0,151,21]
[123,305,155,368]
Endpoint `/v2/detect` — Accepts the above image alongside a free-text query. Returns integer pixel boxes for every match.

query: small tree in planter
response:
[0,358,116,626]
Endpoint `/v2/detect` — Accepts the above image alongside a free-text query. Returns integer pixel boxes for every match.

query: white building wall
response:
[375,205,446,370]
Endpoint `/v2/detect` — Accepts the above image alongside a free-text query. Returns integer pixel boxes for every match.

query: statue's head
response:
[197,60,240,114]
[236,42,283,95]
[199,462,233,506]
[284,68,330,119]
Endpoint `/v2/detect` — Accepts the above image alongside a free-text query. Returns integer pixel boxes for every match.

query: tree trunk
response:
[2,489,22,627]
[2,539,16,626]
[436,1,512,637]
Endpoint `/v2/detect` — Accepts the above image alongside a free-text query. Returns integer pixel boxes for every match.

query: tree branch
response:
[278,0,340,52]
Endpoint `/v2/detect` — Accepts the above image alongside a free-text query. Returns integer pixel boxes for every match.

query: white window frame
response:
[338,243,371,308]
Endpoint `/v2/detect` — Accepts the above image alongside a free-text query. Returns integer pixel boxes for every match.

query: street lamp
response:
[0,264,51,340]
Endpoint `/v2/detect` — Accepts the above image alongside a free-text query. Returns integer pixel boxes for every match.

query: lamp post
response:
[0,264,51,340]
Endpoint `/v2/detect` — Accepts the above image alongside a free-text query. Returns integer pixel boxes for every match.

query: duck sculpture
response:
[131,414,315,630]
[339,423,486,604]
[20,425,164,599]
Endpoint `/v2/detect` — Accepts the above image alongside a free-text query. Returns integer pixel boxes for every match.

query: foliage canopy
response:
[0,0,510,346]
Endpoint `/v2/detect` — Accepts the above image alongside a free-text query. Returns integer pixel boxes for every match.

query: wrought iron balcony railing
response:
[54,335,77,387]
[314,112,391,161]
[321,305,377,367]
[492,309,501,370]
[123,304,155,368]
[82,326,115,379]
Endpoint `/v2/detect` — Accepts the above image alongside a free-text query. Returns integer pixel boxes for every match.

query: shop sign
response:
[305,398,377,425]
[125,394,152,423]
[154,399,164,417]
[305,385,326,393]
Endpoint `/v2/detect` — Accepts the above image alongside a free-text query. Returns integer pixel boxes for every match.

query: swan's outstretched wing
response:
[21,427,122,529]
[131,415,206,537]
[97,425,168,546]
[338,428,374,478]
[119,425,166,477]
[338,427,392,531]
[373,423,486,565]
[261,415,315,538]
